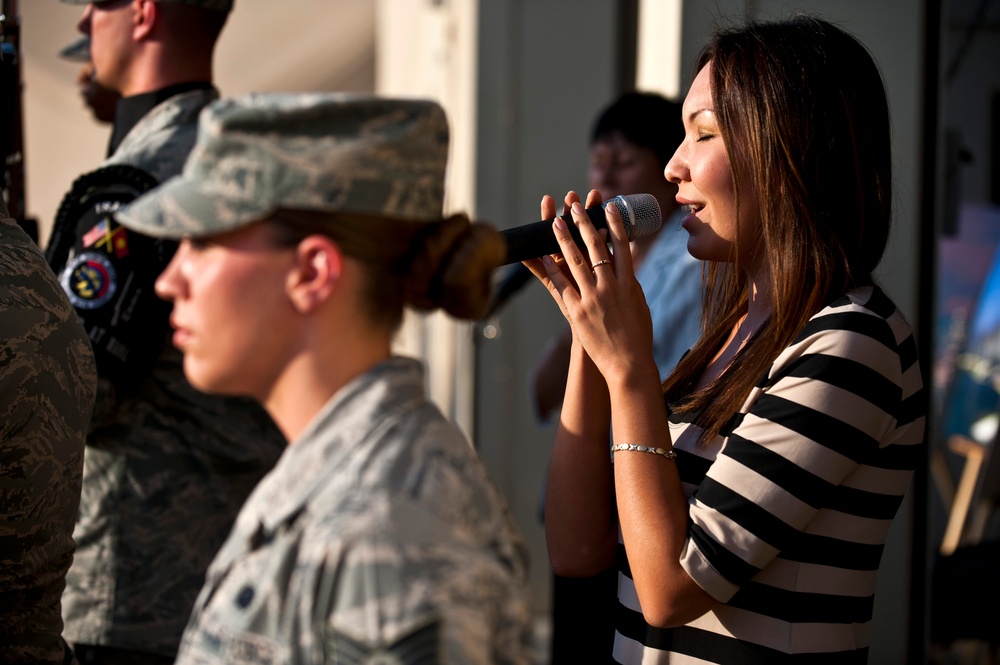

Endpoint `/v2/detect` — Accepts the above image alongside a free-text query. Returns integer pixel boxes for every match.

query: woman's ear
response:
[287,235,341,314]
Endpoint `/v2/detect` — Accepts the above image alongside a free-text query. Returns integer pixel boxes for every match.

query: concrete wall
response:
[471,0,623,619]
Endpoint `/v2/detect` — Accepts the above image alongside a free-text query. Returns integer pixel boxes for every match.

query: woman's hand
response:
[528,190,715,624]
[522,190,585,323]
[524,189,656,388]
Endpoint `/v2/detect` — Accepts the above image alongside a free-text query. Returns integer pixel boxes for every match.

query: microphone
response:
[500,193,662,265]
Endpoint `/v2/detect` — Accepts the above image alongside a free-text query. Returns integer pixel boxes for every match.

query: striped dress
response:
[613,285,925,664]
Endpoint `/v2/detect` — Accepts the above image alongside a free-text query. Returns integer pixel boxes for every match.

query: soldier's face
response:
[78,0,135,94]
[154,222,300,403]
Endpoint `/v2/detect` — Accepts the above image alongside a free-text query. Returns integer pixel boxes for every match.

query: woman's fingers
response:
[603,198,636,277]
[584,188,603,209]
[524,191,588,312]
[582,189,610,249]
[540,194,557,222]
[563,191,581,218]
[522,249,582,322]
[541,191,584,267]
[525,190,655,386]
[549,204,596,282]
[528,189,630,303]
[565,201,614,279]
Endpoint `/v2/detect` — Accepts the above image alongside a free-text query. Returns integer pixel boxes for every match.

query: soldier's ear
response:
[286,235,341,314]
[133,0,158,40]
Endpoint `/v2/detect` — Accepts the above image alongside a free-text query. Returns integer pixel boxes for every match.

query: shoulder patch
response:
[46,163,175,391]
[46,164,160,271]
[61,251,118,309]
[81,217,130,258]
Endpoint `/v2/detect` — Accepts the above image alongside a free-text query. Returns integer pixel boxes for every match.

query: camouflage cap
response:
[60,0,233,11]
[58,36,90,63]
[115,92,449,239]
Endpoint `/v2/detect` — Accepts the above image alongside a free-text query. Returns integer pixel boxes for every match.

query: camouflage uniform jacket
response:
[104,87,217,181]
[175,357,533,664]
[61,88,286,656]
[0,213,97,664]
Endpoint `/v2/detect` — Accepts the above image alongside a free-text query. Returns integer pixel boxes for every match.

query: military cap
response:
[116,93,449,239]
[58,36,90,63]
[60,0,233,12]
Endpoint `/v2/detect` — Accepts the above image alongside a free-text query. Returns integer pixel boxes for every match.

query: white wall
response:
[471,0,623,619]
[374,0,481,439]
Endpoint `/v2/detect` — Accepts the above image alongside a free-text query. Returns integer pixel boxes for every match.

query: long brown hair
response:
[661,15,893,442]
[265,208,506,331]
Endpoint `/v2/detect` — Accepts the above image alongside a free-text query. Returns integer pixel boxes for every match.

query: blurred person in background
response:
[46,2,285,663]
[531,92,702,664]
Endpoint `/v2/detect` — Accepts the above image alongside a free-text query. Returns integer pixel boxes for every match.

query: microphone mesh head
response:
[608,193,662,240]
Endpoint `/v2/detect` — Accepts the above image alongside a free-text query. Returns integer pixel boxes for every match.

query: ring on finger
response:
[591,259,612,269]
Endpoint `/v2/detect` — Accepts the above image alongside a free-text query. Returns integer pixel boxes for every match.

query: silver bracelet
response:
[610,443,677,460]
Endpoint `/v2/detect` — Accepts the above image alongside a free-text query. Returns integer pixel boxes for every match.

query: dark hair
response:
[590,91,685,167]
[661,15,893,443]
[265,208,506,330]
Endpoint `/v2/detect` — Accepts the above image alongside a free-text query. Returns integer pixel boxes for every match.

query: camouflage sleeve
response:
[174,503,531,665]
[322,509,531,664]
[0,218,97,663]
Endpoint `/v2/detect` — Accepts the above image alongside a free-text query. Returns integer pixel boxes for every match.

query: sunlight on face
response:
[154,223,299,400]
[665,62,759,268]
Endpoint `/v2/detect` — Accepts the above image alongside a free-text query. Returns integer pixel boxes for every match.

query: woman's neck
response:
[264,334,392,443]
[692,274,773,392]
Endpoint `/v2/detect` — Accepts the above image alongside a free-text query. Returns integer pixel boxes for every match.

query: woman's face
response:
[665,61,758,266]
[154,222,299,401]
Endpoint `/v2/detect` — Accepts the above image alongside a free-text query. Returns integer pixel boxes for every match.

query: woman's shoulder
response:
[770,284,921,388]
[800,285,916,349]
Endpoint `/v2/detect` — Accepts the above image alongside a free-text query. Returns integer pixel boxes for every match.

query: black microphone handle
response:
[501,205,626,265]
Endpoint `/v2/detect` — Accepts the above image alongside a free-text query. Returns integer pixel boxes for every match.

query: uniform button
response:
[236,585,255,608]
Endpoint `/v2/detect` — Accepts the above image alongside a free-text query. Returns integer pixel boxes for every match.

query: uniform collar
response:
[244,357,427,535]
[108,81,216,156]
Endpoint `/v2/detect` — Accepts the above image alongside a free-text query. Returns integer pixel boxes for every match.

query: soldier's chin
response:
[182,359,241,397]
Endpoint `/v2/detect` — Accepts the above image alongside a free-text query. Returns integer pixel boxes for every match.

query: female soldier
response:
[116,93,532,664]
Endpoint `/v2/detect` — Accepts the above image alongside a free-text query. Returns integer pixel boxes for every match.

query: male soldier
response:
[46,2,286,664]
[0,198,96,664]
